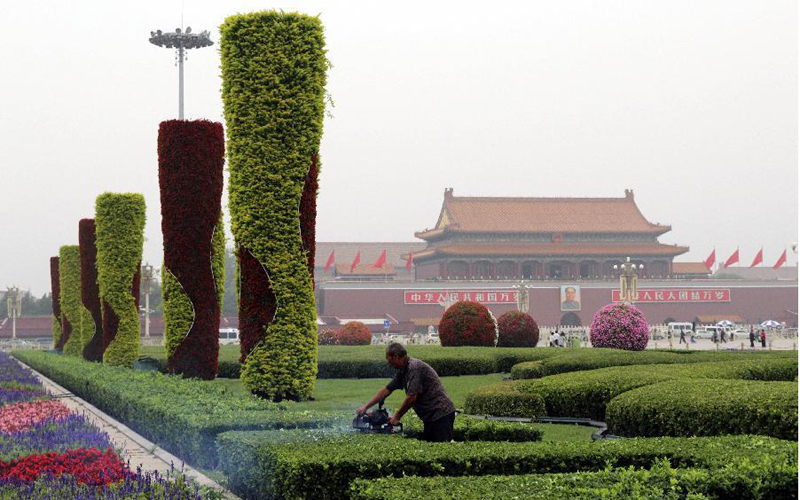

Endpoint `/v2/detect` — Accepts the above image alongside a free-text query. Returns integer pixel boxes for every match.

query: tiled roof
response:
[695,314,745,324]
[672,262,711,275]
[316,242,426,268]
[335,263,397,276]
[416,189,670,238]
[412,242,688,260]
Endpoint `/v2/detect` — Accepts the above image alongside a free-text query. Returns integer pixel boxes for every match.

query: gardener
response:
[356,342,456,442]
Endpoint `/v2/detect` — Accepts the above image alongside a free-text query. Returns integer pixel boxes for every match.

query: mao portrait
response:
[560,285,581,311]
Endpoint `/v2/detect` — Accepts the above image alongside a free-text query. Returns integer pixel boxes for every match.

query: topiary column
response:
[95,193,146,367]
[79,219,104,362]
[49,257,62,349]
[158,119,226,380]
[59,245,90,356]
[221,11,327,400]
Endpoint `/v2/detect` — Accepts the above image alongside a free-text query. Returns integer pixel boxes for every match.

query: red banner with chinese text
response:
[612,289,730,303]
[404,290,518,305]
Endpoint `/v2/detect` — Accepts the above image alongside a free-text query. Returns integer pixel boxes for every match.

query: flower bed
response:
[0,352,221,498]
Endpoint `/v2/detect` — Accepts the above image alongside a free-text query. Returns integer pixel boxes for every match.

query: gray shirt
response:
[386,357,456,423]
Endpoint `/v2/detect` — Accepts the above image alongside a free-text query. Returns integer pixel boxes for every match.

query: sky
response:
[0,0,797,295]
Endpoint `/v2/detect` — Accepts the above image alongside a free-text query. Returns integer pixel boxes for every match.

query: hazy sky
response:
[1,0,797,295]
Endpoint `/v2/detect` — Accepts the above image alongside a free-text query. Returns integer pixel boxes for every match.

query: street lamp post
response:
[613,257,644,304]
[5,286,22,340]
[140,264,155,340]
[148,27,213,119]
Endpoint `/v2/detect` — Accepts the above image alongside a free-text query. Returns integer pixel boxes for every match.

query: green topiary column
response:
[95,193,146,367]
[49,257,62,349]
[220,11,327,400]
[59,245,91,356]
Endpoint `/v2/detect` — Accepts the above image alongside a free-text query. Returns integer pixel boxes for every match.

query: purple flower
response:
[590,303,649,351]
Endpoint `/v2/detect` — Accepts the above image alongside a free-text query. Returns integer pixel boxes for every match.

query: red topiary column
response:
[79,219,104,362]
[50,257,62,350]
[439,301,497,346]
[159,120,225,380]
[300,154,319,286]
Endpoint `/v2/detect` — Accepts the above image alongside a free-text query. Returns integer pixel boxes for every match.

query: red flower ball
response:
[335,322,372,345]
[497,311,539,347]
[439,301,496,347]
[317,328,337,345]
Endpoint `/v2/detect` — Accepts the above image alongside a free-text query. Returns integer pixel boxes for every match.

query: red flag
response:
[406,252,413,272]
[704,249,716,270]
[323,250,335,272]
[773,250,787,269]
[350,251,361,273]
[372,249,387,268]
[723,248,739,269]
[749,248,763,268]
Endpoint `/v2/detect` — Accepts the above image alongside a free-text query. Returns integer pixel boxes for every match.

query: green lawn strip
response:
[215,432,797,500]
[350,458,798,500]
[606,379,798,440]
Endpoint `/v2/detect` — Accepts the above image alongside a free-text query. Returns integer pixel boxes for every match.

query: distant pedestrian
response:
[690,327,696,343]
[749,327,755,348]
[720,329,727,343]
[558,333,566,348]
[760,329,767,348]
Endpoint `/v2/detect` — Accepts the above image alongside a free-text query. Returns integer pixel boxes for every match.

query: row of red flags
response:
[323,250,413,273]
[704,248,788,270]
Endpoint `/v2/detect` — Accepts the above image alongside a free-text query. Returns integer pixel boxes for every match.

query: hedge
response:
[402,414,543,442]
[158,119,225,380]
[351,458,798,500]
[464,380,545,418]
[470,358,798,421]
[511,348,799,379]
[58,245,90,356]
[95,192,145,367]
[78,219,104,362]
[607,379,798,440]
[49,257,61,349]
[11,350,344,469]
[221,10,327,401]
[215,431,797,500]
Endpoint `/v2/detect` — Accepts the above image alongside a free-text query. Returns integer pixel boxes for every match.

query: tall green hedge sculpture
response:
[49,257,62,349]
[95,193,146,367]
[221,11,327,401]
[59,245,90,356]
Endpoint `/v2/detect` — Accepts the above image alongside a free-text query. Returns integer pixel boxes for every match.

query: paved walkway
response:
[14,359,240,500]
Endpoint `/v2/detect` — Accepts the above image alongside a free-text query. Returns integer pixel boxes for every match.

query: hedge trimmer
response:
[352,400,403,434]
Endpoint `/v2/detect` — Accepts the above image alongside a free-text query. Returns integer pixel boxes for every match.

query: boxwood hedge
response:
[58,245,91,357]
[12,350,344,468]
[607,379,798,440]
[215,432,796,500]
[402,414,543,442]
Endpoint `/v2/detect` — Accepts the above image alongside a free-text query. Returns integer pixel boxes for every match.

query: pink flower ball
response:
[590,303,649,351]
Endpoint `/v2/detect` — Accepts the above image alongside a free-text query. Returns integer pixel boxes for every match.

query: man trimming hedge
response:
[357,343,456,442]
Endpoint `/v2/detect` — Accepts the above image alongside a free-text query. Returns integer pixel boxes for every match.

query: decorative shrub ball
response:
[317,329,336,345]
[335,322,372,345]
[590,303,649,351]
[497,311,539,347]
[439,301,497,347]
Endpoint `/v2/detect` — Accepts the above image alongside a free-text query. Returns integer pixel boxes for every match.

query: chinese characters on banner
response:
[611,289,730,303]
[404,290,518,305]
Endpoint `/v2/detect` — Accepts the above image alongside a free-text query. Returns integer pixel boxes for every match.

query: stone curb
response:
[14,358,241,500]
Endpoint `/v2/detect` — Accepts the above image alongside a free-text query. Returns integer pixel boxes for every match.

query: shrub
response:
[496,311,539,347]
[12,350,343,469]
[95,193,146,368]
[215,431,797,500]
[221,11,327,401]
[49,257,61,349]
[158,119,226,380]
[464,380,545,418]
[403,414,544,442]
[439,301,496,347]
[590,303,649,351]
[58,246,90,357]
[606,379,798,440]
[336,322,372,346]
[78,219,104,362]
[317,329,336,345]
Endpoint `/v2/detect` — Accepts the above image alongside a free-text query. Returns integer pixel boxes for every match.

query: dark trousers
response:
[423,412,456,442]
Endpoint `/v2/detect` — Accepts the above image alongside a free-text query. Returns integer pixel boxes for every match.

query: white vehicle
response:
[667,322,693,337]
[219,328,240,345]
[696,325,731,340]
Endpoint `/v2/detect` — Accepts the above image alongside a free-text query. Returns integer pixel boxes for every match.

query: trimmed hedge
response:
[402,415,543,442]
[11,350,344,469]
[511,348,799,379]
[464,380,545,418]
[95,192,145,368]
[439,301,496,346]
[221,11,327,401]
[351,458,798,500]
[215,432,797,500]
[336,321,372,345]
[79,219,104,362]
[496,311,539,347]
[58,245,89,356]
[607,379,798,440]
[49,257,61,349]
[158,119,225,380]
